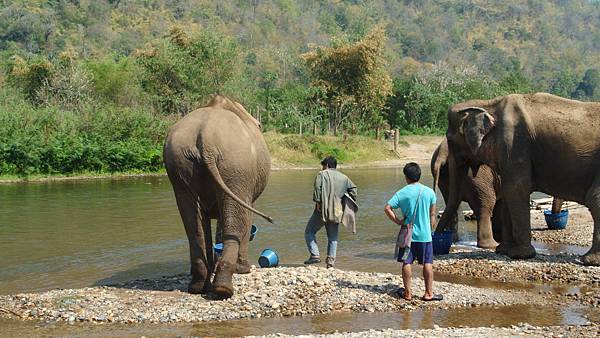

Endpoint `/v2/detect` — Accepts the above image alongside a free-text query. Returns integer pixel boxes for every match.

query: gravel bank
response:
[531,206,593,247]
[435,249,600,306]
[0,266,553,324]
[247,323,600,338]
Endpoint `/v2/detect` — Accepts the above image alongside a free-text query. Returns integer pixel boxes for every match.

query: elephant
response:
[438,93,600,265]
[431,138,501,248]
[163,94,273,298]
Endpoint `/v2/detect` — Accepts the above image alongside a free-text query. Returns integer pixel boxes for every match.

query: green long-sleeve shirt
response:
[313,169,357,223]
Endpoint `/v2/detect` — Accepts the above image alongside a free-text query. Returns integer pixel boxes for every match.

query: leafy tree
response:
[6,55,54,103]
[549,70,579,98]
[302,26,392,133]
[135,27,240,115]
[573,69,600,100]
[387,63,501,132]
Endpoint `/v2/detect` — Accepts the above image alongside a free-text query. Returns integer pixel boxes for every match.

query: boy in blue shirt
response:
[384,162,441,301]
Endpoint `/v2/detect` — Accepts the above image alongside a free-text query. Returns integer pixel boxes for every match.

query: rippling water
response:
[0,168,469,294]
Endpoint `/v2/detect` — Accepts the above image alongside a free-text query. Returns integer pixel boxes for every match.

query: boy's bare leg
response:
[423,263,434,299]
[402,263,412,300]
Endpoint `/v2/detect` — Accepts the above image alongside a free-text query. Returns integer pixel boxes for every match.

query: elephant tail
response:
[204,157,274,224]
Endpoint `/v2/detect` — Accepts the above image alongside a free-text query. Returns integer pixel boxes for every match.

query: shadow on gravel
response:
[435,250,582,265]
[353,252,392,260]
[333,279,401,298]
[93,261,189,291]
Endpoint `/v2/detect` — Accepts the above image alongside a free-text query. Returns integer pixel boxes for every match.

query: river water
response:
[0,168,595,336]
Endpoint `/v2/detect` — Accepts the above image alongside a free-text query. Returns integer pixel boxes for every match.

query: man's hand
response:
[315,202,321,212]
[384,204,403,226]
[429,204,437,229]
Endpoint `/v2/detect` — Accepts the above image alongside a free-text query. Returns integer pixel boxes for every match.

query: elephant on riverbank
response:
[164,95,273,298]
[431,138,500,248]
[438,93,600,265]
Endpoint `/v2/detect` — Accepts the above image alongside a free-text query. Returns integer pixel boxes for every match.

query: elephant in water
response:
[439,93,600,265]
[163,94,273,298]
[432,137,564,249]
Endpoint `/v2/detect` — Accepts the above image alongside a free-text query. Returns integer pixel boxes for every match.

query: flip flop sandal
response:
[422,294,443,301]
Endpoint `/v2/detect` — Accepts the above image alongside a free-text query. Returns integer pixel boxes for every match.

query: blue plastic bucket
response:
[258,248,279,268]
[249,224,258,242]
[213,243,224,256]
[544,209,569,230]
[432,231,453,255]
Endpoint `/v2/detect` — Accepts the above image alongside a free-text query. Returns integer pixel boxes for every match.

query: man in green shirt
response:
[304,156,357,268]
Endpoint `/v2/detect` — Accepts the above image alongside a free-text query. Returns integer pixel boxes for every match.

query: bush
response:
[0,86,173,177]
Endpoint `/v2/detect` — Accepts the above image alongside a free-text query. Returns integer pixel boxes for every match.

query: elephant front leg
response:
[212,201,250,299]
[494,199,514,255]
[582,175,600,266]
[502,177,536,260]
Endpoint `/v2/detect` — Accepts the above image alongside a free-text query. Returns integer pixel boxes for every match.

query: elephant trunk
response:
[431,147,445,196]
[436,141,467,233]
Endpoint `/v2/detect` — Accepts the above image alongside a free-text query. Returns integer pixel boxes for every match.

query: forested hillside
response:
[1,0,600,176]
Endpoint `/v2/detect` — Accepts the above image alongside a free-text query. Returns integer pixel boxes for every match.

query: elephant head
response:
[438,106,497,231]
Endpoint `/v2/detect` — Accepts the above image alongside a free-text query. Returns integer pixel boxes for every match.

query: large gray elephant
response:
[431,138,500,249]
[439,93,600,265]
[164,95,273,298]
[433,139,565,248]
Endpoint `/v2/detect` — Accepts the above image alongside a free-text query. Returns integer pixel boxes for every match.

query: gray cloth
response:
[341,193,358,234]
[313,169,357,224]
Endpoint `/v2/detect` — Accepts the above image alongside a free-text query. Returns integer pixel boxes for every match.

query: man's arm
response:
[313,172,322,211]
[346,178,357,201]
[384,204,403,226]
[429,203,437,229]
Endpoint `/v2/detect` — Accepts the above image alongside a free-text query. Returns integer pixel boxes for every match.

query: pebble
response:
[0,266,551,324]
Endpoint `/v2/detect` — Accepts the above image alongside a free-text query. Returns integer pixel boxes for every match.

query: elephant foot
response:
[212,261,235,299]
[477,238,498,249]
[188,279,211,294]
[508,244,536,260]
[582,249,600,266]
[495,242,511,255]
[235,260,251,274]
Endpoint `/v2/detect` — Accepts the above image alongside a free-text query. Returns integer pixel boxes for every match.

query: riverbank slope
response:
[0,134,443,183]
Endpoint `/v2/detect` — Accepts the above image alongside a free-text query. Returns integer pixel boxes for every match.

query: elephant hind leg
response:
[212,197,251,299]
[582,174,600,266]
[173,187,211,294]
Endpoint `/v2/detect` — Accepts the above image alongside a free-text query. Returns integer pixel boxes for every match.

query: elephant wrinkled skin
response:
[431,138,500,249]
[439,93,600,265]
[163,95,272,298]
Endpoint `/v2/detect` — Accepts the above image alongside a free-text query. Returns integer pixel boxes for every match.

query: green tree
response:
[302,26,392,134]
[136,27,240,115]
[573,69,600,100]
[549,70,579,98]
[6,55,53,104]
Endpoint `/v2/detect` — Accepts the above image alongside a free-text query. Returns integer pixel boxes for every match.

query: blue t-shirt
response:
[387,183,437,242]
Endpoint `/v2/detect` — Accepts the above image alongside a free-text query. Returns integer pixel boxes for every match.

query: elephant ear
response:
[457,107,496,157]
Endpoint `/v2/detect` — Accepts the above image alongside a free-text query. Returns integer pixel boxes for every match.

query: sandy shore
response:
[248,323,600,338]
[0,266,560,324]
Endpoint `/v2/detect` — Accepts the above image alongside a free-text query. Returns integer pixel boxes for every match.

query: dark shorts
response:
[404,241,433,265]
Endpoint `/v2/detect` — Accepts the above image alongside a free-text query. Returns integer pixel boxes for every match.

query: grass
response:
[264,131,397,166]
